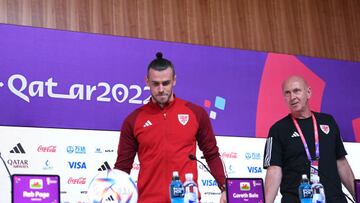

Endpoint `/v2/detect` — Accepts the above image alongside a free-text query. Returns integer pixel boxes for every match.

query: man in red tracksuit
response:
[114,52,227,202]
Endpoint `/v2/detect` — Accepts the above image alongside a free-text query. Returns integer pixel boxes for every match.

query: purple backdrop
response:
[0,24,359,142]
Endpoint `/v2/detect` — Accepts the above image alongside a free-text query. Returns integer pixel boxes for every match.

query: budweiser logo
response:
[37,145,57,152]
[68,177,86,184]
[221,152,237,159]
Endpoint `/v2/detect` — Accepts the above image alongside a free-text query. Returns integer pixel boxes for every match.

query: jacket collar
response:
[148,94,177,111]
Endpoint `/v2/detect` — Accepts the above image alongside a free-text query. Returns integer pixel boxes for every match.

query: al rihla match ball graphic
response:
[87,169,138,203]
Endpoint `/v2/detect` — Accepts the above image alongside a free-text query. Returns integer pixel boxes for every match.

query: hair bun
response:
[156,52,163,59]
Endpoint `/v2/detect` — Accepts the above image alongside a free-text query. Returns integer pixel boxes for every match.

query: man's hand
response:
[220,190,227,203]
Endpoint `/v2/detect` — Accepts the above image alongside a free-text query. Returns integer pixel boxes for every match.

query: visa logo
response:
[247,166,262,173]
[68,161,87,169]
[201,179,218,186]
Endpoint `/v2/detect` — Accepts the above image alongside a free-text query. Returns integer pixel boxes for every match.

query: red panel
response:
[352,118,360,142]
[256,53,325,138]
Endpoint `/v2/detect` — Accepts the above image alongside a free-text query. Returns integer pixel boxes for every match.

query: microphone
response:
[188,154,226,192]
[0,152,12,182]
[200,155,228,179]
[306,161,355,203]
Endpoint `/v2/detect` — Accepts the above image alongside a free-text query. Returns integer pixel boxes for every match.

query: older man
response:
[263,75,355,203]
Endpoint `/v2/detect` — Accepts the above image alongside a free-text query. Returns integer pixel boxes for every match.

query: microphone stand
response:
[189,154,226,192]
[0,152,12,203]
[0,152,12,182]
[200,155,228,179]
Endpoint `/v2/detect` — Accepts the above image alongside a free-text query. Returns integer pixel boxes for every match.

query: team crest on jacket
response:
[178,114,189,125]
[320,125,330,134]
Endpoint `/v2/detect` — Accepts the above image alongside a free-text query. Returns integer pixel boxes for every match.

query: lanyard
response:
[291,113,319,162]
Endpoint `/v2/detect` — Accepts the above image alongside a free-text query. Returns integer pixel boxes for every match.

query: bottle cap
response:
[173,171,179,177]
[185,173,193,180]
[302,174,308,179]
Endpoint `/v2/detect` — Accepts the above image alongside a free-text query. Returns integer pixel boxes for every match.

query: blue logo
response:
[247,166,262,173]
[43,160,53,170]
[227,164,236,175]
[68,161,87,169]
[67,146,86,154]
[201,179,218,187]
[245,152,261,160]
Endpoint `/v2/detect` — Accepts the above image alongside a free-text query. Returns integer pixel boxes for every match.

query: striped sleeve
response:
[263,125,282,169]
[263,137,273,168]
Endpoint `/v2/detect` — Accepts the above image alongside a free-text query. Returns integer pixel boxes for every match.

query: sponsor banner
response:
[0,126,119,203]
[0,24,359,141]
[0,126,359,202]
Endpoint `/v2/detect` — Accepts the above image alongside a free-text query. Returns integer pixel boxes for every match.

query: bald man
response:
[263,76,355,203]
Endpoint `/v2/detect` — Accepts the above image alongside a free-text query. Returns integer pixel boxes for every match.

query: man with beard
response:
[114,52,226,203]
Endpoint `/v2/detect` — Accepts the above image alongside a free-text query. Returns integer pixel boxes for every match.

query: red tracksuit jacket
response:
[114,97,225,202]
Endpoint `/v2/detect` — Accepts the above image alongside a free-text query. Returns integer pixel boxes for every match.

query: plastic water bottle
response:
[311,176,326,203]
[183,173,198,203]
[298,174,313,203]
[170,171,184,203]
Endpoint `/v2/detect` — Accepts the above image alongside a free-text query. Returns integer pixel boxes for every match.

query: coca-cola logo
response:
[132,163,140,170]
[68,177,86,184]
[221,152,237,159]
[37,145,57,152]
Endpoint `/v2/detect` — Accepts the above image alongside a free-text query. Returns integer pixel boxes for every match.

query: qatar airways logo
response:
[37,145,57,152]
[68,177,86,184]
[221,152,237,159]
[7,159,29,168]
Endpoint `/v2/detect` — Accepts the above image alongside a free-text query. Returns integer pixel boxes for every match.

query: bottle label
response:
[302,188,313,198]
[312,184,325,203]
[184,182,198,202]
[172,187,184,197]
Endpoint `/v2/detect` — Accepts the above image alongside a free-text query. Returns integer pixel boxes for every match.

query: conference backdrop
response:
[1,23,360,141]
[0,23,359,202]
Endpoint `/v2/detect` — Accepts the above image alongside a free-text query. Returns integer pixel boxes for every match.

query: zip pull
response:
[163,113,167,119]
